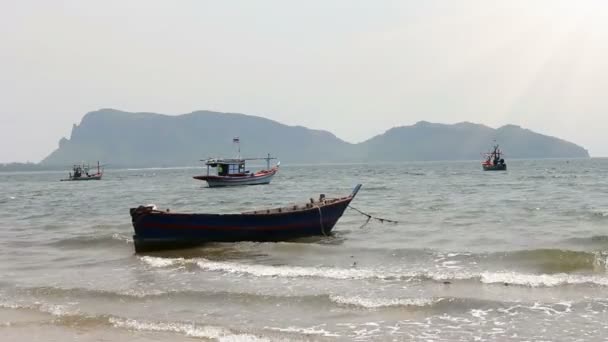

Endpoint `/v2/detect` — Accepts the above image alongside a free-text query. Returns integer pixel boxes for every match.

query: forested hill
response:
[39,109,589,167]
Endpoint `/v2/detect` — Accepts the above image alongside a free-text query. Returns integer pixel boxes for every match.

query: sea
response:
[1,159,607,341]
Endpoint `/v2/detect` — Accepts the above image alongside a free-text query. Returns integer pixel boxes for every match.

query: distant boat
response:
[60,161,104,181]
[482,144,507,171]
[193,138,279,187]
[129,184,362,252]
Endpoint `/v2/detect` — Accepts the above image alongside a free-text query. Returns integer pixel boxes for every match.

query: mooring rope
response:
[348,205,399,228]
[315,205,327,236]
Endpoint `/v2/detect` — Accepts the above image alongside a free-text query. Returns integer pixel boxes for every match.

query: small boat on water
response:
[193,156,279,187]
[130,184,362,252]
[482,144,507,171]
[60,161,104,181]
[193,138,279,187]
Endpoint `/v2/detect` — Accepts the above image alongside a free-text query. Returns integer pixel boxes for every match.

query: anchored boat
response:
[130,184,362,252]
[193,138,279,187]
[482,144,507,171]
[193,155,279,187]
[60,161,104,181]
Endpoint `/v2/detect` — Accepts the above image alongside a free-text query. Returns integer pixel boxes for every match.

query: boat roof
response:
[202,156,278,166]
[203,158,246,166]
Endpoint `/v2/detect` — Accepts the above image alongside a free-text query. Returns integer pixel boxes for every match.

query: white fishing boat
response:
[193,138,279,187]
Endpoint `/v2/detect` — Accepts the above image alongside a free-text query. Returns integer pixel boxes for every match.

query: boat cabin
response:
[70,164,92,178]
[205,159,248,176]
[483,145,505,166]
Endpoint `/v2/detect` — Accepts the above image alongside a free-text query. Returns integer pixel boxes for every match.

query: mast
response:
[266,153,271,170]
[233,137,241,159]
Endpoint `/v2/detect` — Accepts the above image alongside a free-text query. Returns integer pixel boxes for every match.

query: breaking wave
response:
[109,318,272,341]
[139,256,608,287]
[479,271,608,287]
[0,301,277,341]
[490,248,608,273]
[329,295,442,309]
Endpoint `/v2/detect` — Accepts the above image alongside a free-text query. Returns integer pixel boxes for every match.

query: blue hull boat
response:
[130,185,362,252]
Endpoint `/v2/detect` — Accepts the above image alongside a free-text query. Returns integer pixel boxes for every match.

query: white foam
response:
[139,256,191,268]
[470,308,491,320]
[480,271,608,287]
[139,257,608,288]
[193,259,475,281]
[0,301,75,317]
[195,259,383,279]
[111,233,133,244]
[265,326,340,337]
[119,288,168,298]
[40,303,72,316]
[110,318,271,341]
[329,295,441,308]
[0,302,25,310]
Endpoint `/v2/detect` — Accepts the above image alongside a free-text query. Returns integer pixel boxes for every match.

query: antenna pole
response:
[233,137,241,159]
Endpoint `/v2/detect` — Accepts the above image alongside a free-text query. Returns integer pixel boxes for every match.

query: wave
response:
[5,284,466,312]
[109,318,271,341]
[0,301,277,341]
[592,211,608,219]
[479,271,608,287]
[46,233,132,248]
[0,301,77,317]
[489,248,608,273]
[139,256,608,287]
[16,285,169,300]
[15,284,328,303]
[11,284,451,313]
[264,326,340,338]
[566,235,608,245]
[329,295,442,309]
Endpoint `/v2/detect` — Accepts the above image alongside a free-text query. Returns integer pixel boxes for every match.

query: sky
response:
[1,0,608,162]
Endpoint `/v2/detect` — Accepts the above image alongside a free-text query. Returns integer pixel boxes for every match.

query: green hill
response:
[40,109,589,167]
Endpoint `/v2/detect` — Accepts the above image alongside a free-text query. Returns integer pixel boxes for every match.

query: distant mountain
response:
[41,109,354,167]
[40,109,589,167]
[358,121,589,161]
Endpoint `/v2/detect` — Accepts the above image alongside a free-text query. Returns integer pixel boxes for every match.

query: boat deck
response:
[242,197,348,215]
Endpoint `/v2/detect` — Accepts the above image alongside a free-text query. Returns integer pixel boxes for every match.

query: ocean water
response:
[1,159,608,341]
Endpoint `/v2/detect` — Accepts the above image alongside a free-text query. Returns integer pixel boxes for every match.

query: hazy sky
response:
[2,0,608,162]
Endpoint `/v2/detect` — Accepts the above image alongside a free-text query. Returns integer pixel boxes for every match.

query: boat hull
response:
[193,168,277,187]
[130,185,361,252]
[60,174,103,181]
[482,164,507,171]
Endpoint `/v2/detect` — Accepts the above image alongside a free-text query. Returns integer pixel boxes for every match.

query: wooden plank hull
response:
[130,185,361,252]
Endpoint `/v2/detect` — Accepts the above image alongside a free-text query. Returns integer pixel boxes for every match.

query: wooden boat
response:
[60,161,104,181]
[193,156,279,187]
[193,138,279,187]
[482,144,506,171]
[130,184,362,252]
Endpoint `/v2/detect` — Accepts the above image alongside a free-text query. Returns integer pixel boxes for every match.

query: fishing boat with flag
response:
[482,144,507,171]
[129,184,362,252]
[193,137,279,187]
[60,161,104,181]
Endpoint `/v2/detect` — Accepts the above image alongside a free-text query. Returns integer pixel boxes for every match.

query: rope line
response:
[348,205,399,226]
[316,205,327,236]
